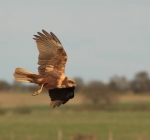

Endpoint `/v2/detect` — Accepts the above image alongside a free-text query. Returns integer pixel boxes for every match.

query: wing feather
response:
[33,30,67,76]
[48,87,75,108]
[50,32,62,44]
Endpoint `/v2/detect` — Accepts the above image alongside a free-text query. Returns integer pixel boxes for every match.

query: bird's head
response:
[66,78,76,87]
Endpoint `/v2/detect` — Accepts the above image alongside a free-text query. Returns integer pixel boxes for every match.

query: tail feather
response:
[13,68,36,82]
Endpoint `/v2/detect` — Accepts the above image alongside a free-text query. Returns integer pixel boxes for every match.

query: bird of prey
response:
[13,30,76,108]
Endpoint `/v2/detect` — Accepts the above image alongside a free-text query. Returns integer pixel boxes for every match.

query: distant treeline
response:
[1,71,150,105]
[0,71,150,94]
[76,71,150,94]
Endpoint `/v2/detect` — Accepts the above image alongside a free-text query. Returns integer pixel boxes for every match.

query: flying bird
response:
[13,30,76,108]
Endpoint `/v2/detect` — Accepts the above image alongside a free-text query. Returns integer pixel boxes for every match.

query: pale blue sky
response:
[0,0,150,83]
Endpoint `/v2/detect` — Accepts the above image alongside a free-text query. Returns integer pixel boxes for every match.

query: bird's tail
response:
[13,68,40,83]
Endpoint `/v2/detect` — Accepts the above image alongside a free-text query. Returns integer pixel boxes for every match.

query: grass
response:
[1,106,150,140]
[1,92,150,140]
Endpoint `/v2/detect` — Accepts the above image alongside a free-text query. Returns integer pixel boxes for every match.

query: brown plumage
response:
[13,30,76,108]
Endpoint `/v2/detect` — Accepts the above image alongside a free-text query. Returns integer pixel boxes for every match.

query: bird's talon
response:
[32,84,44,96]
[32,92,38,96]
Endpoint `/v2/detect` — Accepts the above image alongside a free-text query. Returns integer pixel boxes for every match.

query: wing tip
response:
[42,29,46,33]
[42,29,50,35]
[50,100,64,108]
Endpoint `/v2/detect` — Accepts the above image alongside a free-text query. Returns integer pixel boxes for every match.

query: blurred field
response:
[1,91,150,107]
[0,91,83,108]
[0,108,150,140]
[1,91,150,140]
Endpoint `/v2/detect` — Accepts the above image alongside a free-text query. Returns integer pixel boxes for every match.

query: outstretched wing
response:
[33,30,67,76]
[48,87,75,108]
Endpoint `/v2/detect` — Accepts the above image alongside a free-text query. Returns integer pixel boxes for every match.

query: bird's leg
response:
[32,84,44,96]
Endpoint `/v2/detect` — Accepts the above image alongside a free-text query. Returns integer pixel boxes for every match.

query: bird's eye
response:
[68,80,73,83]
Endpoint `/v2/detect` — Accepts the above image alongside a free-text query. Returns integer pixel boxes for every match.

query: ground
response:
[0,91,150,140]
[1,91,150,107]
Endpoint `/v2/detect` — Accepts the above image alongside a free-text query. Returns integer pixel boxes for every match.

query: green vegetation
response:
[0,105,150,140]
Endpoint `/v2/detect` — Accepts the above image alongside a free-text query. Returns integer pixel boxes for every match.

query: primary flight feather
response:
[13,30,76,108]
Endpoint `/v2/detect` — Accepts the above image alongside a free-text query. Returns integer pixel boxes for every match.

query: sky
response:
[0,0,150,84]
